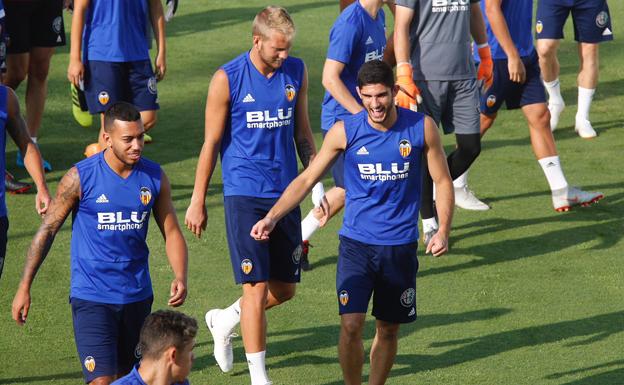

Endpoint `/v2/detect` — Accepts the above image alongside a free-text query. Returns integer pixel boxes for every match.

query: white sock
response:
[538,156,568,191]
[223,298,241,328]
[30,136,38,144]
[576,87,595,122]
[544,79,564,106]
[453,170,469,189]
[301,211,320,242]
[422,217,438,233]
[246,351,270,385]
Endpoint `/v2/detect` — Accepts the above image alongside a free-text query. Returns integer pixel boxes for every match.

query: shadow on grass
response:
[356,310,624,384]
[423,192,622,278]
[167,1,336,37]
[193,307,511,371]
[547,359,624,384]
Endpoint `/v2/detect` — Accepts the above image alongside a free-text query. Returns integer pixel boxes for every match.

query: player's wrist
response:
[396,62,413,80]
[477,45,492,59]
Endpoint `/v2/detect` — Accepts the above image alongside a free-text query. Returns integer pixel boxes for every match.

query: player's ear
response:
[356,86,361,99]
[392,84,399,98]
[165,346,177,364]
[252,34,262,50]
[102,131,112,148]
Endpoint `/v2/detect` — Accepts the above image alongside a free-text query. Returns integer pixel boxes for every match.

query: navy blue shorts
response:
[536,0,613,43]
[480,51,547,115]
[322,129,345,188]
[224,196,302,284]
[336,236,418,324]
[4,0,65,53]
[84,60,159,114]
[70,296,153,383]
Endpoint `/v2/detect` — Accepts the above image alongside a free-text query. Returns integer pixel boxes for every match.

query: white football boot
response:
[454,185,490,211]
[574,118,597,139]
[205,309,237,372]
[552,186,604,212]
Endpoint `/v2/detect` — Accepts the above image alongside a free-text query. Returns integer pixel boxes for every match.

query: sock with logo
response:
[538,156,568,191]
[246,351,271,385]
[544,79,565,106]
[301,211,320,242]
[30,136,38,144]
[576,87,595,122]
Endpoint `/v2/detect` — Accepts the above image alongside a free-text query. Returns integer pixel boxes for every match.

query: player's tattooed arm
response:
[294,63,318,169]
[13,167,80,325]
[20,167,81,287]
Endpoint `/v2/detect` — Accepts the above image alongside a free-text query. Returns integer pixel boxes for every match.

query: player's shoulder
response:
[75,151,102,172]
[335,2,366,28]
[221,52,248,74]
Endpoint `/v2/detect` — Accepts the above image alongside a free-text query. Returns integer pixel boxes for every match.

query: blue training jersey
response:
[83,0,150,62]
[340,109,425,245]
[111,365,189,385]
[71,151,161,304]
[474,0,534,61]
[220,52,304,198]
[0,86,7,217]
[321,1,386,130]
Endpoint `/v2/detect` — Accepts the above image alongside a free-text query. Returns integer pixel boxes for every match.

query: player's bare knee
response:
[140,111,158,131]
[375,322,400,341]
[341,316,365,339]
[28,65,51,83]
[536,40,557,61]
[4,69,27,88]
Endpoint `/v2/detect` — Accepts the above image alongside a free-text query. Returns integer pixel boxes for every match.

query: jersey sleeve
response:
[326,19,360,65]
[394,0,416,10]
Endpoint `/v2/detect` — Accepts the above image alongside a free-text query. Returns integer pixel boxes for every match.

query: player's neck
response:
[103,149,135,178]
[359,0,383,19]
[249,50,276,78]
[137,359,174,385]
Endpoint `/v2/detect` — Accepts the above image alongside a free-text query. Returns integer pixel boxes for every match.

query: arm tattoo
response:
[21,168,80,283]
[296,139,315,168]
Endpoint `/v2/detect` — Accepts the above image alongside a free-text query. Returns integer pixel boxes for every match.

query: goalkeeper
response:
[394,0,493,243]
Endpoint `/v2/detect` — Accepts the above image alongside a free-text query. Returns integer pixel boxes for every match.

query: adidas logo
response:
[356,146,369,155]
[96,194,109,203]
[56,35,62,43]
[603,28,612,36]
[408,308,415,317]
[242,93,255,103]
[546,162,556,168]
[365,36,374,45]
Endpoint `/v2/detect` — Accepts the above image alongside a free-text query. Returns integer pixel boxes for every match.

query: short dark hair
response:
[103,102,141,133]
[357,60,394,89]
[138,310,198,360]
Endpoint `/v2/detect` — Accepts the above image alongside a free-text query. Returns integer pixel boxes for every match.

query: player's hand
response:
[35,187,51,216]
[155,53,166,81]
[425,232,448,257]
[250,217,277,241]
[184,202,207,238]
[12,286,31,326]
[67,59,84,88]
[165,0,178,22]
[395,62,421,111]
[168,278,187,307]
[477,45,494,91]
[508,55,526,84]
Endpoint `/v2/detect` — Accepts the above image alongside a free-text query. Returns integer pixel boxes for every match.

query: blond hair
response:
[252,6,296,40]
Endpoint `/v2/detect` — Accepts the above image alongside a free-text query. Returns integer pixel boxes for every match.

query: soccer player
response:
[478,0,603,211]
[68,0,167,153]
[393,0,493,244]
[0,84,50,280]
[111,310,196,385]
[12,102,188,385]
[184,7,323,385]
[300,0,388,271]
[536,0,613,137]
[2,0,67,172]
[251,60,453,385]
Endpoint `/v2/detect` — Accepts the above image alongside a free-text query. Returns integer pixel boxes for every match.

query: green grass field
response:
[1,1,623,384]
